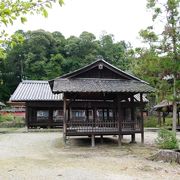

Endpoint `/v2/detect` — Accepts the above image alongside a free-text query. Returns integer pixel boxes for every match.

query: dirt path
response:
[0,131,180,180]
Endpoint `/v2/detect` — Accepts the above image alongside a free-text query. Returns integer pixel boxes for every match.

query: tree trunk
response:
[149,150,180,164]
[172,101,177,133]
[172,76,177,133]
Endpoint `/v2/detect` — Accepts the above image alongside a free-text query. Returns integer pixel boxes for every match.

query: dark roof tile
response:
[53,78,155,93]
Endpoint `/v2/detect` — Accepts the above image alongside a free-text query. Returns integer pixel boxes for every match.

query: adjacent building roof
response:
[153,100,180,111]
[10,80,62,101]
[0,102,6,106]
[52,78,154,93]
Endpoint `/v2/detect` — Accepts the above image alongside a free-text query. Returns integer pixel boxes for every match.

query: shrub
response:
[0,114,25,127]
[144,116,158,127]
[155,128,179,149]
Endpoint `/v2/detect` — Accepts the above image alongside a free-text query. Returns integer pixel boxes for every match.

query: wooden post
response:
[48,109,53,128]
[25,103,29,131]
[117,94,122,146]
[63,94,67,144]
[131,134,135,143]
[100,135,103,144]
[130,96,136,143]
[162,112,166,125]
[93,107,97,127]
[91,134,95,147]
[140,93,144,144]
[157,111,162,126]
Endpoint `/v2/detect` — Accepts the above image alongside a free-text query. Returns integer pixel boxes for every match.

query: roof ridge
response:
[22,80,48,84]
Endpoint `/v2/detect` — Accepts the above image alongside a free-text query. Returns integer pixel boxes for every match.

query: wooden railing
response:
[66,119,142,134]
[67,120,118,133]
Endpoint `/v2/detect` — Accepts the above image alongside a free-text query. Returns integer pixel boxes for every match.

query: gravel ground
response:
[0,129,180,180]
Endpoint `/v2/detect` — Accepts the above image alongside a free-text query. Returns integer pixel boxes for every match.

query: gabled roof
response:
[50,59,154,94]
[10,80,62,102]
[60,59,146,82]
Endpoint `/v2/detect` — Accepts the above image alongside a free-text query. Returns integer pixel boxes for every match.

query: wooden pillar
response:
[93,107,97,126]
[162,112,166,125]
[86,109,89,121]
[140,93,144,144]
[25,103,29,130]
[48,109,53,128]
[69,107,72,121]
[63,94,67,144]
[130,96,136,143]
[91,134,95,147]
[131,134,135,143]
[117,94,122,146]
[157,111,162,126]
[100,135,103,144]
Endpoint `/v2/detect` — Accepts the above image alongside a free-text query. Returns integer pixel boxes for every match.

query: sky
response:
[7,0,153,47]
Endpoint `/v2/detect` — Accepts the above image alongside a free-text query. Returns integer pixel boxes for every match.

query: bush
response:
[0,114,14,122]
[144,116,158,127]
[0,114,25,127]
[155,128,179,149]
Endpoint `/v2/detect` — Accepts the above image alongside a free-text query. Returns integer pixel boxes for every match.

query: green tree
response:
[0,0,64,102]
[99,33,131,70]
[133,0,180,132]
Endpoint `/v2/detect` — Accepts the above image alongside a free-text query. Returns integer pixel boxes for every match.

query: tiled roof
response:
[52,78,155,93]
[10,80,62,101]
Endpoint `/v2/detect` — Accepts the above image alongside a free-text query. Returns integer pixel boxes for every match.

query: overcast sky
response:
[7,0,153,47]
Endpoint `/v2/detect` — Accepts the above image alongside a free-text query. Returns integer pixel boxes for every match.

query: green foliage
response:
[0,0,64,59]
[0,30,132,101]
[155,128,179,149]
[0,114,13,122]
[0,0,64,27]
[133,0,180,105]
[0,114,25,127]
[144,116,158,127]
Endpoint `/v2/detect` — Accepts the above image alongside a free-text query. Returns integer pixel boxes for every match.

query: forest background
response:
[0,0,179,111]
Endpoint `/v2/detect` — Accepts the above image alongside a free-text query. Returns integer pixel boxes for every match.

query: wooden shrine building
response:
[49,59,154,146]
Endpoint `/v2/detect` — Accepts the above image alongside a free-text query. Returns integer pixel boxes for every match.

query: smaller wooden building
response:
[154,100,180,129]
[10,80,63,128]
[0,102,5,110]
